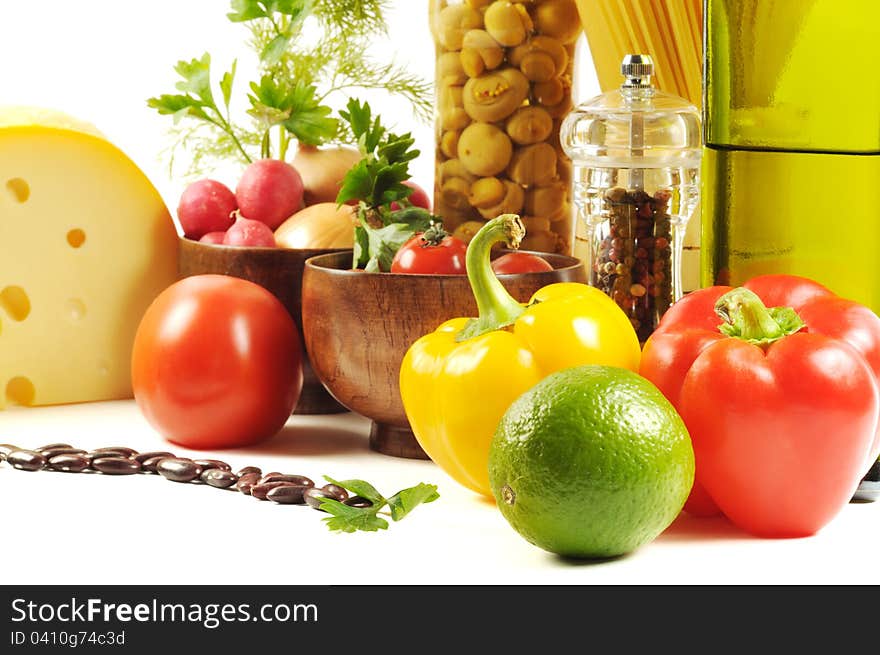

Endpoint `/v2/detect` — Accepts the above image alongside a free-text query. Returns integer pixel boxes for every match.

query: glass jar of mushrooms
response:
[430,0,580,255]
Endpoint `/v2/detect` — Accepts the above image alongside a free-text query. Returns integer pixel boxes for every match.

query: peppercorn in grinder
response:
[561,54,702,343]
[702,0,880,310]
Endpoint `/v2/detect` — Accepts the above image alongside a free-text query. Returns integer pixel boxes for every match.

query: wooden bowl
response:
[178,238,349,415]
[302,250,588,459]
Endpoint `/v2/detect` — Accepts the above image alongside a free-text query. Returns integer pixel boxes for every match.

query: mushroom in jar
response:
[458,122,514,177]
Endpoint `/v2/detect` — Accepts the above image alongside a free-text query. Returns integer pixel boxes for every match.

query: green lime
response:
[488,365,694,559]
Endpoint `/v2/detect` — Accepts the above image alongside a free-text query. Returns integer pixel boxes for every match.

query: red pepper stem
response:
[714,287,805,346]
[455,214,526,342]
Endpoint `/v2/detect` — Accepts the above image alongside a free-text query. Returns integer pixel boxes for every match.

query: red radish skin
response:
[391,180,431,211]
[199,231,227,245]
[177,179,237,239]
[223,214,276,248]
[235,159,304,229]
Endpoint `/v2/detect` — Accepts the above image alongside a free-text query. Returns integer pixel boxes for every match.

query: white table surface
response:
[1,400,878,586]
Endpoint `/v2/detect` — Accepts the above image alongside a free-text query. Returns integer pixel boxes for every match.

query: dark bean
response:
[1,444,19,463]
[321,484,349,501]
[141,456,170,473]
[134,451,175,464]
[304,487,337,511]
[235,472,261,495]
[344,496,374,509]
[7,450,46,471]
[92,457,141,475]
[48,454,90,473]
[90,447,138,459]
[201,469,238,489]
[260,473,314,487]
[156,458,201,483]
[251,481,296,501]
[36,443,72,452]
[194,459,231,473]
[40,447,87,460]
[267,485,310,505]
[236,466,262,478]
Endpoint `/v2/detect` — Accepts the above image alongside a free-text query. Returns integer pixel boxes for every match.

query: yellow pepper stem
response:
[456,214,527,342]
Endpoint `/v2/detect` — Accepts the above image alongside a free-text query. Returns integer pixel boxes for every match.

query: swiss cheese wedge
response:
[0,107,178,408]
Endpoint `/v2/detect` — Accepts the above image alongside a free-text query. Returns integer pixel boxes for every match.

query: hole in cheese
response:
[0,286,30,321]
[66,228,86,248]
[5,178,30,203]
[67,298,86,321]
[6,376,35,406]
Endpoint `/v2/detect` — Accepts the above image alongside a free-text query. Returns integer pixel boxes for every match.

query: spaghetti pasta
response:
[576,0,703,107]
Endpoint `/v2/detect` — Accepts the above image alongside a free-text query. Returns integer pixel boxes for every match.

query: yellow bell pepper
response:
[400,214,641,496]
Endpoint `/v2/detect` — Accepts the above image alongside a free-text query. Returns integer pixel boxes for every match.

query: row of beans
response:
[0,442,370,510]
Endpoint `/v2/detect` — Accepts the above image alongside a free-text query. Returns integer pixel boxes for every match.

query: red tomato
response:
[131,275,303,449]
[491,252,553,274]
[391,231,467,275]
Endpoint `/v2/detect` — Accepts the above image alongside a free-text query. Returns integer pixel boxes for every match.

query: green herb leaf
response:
[173,54,216,106]
[386,483,440,522]
[261,33,292,66]
[247,74,294,126]
[378,132,418,166]
[282,81,338,146]
[339,99,384,155]
[324,477,385,505]
[227,0,269,22]
[319,498,390,533]
[352,219,371,269]
[220,59,238,111]
[147,94,210,123]
[318,476,439,533]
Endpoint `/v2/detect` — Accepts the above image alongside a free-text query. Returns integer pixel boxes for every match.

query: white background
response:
[2,1,877,585]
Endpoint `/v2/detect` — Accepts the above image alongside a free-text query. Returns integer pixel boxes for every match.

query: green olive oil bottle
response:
[702,0,880,310]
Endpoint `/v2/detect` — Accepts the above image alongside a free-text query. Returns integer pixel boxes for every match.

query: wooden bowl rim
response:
[178,237,348,258]
[304,249,585,279]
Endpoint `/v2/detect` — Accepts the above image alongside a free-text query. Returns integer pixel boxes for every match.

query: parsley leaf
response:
[282,82,338,145]
[336,99,420,208]
[386,483,440,522]
[247,77,337,146]
[319,499,390,533]
[335,99,442,270]
[319,477,440,534]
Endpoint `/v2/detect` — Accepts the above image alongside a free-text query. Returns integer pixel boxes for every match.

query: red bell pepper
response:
[641,275,880,537]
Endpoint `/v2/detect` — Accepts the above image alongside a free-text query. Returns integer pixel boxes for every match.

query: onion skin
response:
[274,203,356,250]
[293,145,362,206]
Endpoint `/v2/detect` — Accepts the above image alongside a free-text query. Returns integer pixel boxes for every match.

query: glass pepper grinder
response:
[561,54,701,342]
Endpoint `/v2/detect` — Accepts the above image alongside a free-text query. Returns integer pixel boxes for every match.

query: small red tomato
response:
[391,225,467,275]
[131,275,303,450]
[491,252,554,274]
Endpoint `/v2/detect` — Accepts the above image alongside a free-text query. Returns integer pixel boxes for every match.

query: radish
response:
[235,159,304,229]
[177,179,237,239]
[223,213,276,248]
[199,231,227,244]
[391,180,431,211]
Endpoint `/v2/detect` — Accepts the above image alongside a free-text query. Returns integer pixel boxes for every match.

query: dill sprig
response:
[149,0,431,180]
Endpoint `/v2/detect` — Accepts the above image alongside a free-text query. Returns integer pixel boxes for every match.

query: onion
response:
[274,203,356,249]
[292,144,362,206]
